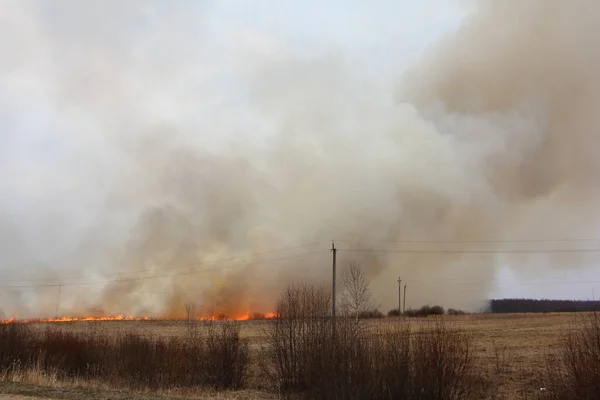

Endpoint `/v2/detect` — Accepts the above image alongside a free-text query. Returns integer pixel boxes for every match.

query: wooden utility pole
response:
[331,241,337,334]
[403,284,407,315]
[397,277,402,317]
[55,284,62,316]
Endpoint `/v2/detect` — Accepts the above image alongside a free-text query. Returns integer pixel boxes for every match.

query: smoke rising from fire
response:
[2,0,600,318]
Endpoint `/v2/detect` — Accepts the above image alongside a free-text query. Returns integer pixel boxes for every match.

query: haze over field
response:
[2,0,600,319]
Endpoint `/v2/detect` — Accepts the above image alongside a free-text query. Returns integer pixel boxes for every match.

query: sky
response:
[2,0,600,319]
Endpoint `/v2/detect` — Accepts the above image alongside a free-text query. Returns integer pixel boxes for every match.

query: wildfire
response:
[236,314,251,321]
[198,311,278,321]
[0,315,151,324]
[0,312,277,324]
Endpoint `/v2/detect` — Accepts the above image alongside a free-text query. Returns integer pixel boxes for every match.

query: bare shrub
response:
[406,304,446,318]
[354,324,412,399]
[0,321,248,391]
[541,313,600,399]
[35,329,107,379]
[405,309,418,317]
[184,302,199,340]
[266,284,489,400]
[204,322,249,390]
[388,308,400,317]
[357,309,384,319]
[411,319,487,399]
[113,333,167,389]
[264,282,331,394]
[111,323,248,390]
[0,323,34,372]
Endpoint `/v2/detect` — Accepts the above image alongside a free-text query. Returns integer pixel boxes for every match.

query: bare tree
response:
[341,262,375,322]
[185,301,199,340]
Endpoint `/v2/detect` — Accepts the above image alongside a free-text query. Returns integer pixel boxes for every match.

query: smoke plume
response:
[2,0,600,318]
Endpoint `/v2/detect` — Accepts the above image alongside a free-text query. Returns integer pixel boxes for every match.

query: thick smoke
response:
[1,0,600,318]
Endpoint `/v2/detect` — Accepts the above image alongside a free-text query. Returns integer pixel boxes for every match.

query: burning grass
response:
[0,312,278,325]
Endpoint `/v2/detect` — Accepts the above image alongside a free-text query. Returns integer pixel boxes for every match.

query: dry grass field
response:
[0,312,586,399]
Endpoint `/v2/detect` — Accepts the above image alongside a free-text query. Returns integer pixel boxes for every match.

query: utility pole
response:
[331,241,337,335]
[403,284,407,315]
[55,284,62,316]
[397,277,402,317]
[330,241,338,380]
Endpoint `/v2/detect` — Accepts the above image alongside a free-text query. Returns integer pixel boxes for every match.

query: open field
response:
[0,312,587,399]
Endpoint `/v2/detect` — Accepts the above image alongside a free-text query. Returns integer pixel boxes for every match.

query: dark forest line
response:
[488,299,600,313]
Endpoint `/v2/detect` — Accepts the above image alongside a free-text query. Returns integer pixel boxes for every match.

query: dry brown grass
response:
[2,312,585,399]
[1,363,273,400]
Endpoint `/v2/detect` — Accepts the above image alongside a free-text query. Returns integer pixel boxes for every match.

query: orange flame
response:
[236,313,251,321]
[0,312,277,324]
[0,315,152,324]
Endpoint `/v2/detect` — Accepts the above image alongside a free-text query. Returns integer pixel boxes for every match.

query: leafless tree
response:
[341,261,375,322]
[185,301,199,339]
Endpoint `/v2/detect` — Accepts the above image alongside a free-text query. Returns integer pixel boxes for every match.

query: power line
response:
[6,239,600,284]
[406,279,600,286]
[341,248,600,254]
[0,241,331,283]
[0,250,328,289]
[5,239,600,288]
[368,239,600,244]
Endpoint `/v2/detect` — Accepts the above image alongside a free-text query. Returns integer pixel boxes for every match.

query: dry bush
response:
[448,308,467,316]
[266,284,490,400]
[0,323,34,372]
[541,313,600,399]
[405,305,446,318]
[263,282,331,394]
[388,308,401,317]
[112,333,174,389]
[411,319,488,399]
[0,321,249,391]
[367,325,412,398]
[108,323,248,390]
[357,309,384,319]
[204,322,249,390]
[35,329,108,379]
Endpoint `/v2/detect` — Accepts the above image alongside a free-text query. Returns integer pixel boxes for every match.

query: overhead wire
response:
[0,249,328,289]
[340,248,600,254]
[0,240,331,283]
[406,279,600,286]
[342,238,600,244]
[4,237,600,290]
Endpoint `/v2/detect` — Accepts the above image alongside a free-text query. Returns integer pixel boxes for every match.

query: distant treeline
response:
[489,298,600,313]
